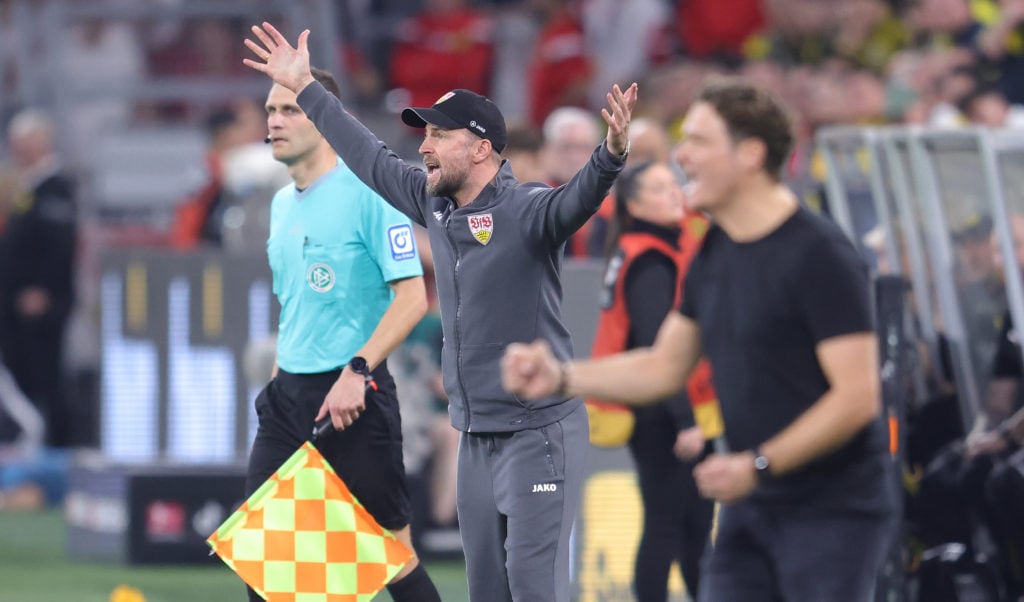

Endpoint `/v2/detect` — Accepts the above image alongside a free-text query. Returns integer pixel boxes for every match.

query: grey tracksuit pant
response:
[457,403,589,602]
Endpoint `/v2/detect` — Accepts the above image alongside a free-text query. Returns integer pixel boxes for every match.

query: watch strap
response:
[753,449,771,483]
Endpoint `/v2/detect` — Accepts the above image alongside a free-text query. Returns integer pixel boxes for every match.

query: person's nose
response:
[267,113,285,132]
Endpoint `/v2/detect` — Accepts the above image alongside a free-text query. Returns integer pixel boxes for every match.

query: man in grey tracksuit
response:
[244,23,637,601]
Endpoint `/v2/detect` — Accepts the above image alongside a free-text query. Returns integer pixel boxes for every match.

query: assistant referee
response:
[244,67,440,601]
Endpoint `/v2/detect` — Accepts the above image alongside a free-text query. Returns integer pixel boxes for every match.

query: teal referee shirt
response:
[268,158,423,373]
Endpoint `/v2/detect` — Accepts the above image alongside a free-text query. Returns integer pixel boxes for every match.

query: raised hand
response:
[242,22,316,93]
[602,83,639,157]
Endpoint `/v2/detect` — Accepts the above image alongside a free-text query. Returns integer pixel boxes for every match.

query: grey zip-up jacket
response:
[297,82,626,432]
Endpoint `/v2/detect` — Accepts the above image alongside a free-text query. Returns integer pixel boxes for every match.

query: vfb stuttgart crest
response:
[468,213,493,245]
[306,263,335,293]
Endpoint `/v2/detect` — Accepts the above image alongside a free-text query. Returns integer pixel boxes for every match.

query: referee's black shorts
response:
[245,361,412,530]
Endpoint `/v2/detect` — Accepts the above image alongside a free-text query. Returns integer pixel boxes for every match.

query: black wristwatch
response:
[348,356,371,378]
[753,449,771,483]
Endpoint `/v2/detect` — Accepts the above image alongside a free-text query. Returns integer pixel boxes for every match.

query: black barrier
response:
[875,275,911,601]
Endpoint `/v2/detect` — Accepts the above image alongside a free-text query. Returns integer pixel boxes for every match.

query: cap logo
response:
[435,91,456,105]
[469,120,486,134]
[467,213,493,245]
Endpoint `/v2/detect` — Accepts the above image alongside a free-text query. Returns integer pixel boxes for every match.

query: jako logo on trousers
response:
[532,483,557,493]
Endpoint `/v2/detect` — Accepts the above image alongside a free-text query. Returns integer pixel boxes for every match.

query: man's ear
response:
[736,137,767,174]
[473,138,494,164]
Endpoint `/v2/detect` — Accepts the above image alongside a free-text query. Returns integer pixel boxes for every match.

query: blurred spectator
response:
[738,59,788,98]
[541,106,602,257]
[218,99,293,253]
[591,160,714,600]
[748,0,909,72]
[957,83,1024,125]
[833,0,911,73]
[750,0,836,66]
[586,117,674,256]
[166,97,287,253]
[582,0,670,109]
[0,109,77,447]
[886,47,978,124]
[628,117,673,164]
[168,99,278,251]
[961,213,1024,599]
[169,103,253,249]
[390,0,494,110]
[930,62,981,124]
[541,106,602,187]
[904,0,981,47]
[526,0,593,125]
[976,0,1024,104]
[954,213,1008,399]
[967,214,1024,444]
[502,123,546,183]
[641,61,724,127]
[804,68,889,126]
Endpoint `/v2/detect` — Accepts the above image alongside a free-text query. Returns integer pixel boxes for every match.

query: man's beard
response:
[426,164,468,198]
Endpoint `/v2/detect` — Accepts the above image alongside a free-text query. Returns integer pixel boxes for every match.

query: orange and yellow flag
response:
[687,360,724,440]
[208,442,412,601]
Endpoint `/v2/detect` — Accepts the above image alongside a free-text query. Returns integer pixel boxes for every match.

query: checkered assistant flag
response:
[208,442,413,601]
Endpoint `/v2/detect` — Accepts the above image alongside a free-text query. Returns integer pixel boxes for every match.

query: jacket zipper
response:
[444,213,473,431]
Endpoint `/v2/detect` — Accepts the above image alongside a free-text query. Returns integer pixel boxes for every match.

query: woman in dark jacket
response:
[590,160,714,601]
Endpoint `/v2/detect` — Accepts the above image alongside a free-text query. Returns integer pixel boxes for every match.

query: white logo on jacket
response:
[387,224,416,261]
[307,263,335,292]
[468,213,493,245]
[531,483,558,493]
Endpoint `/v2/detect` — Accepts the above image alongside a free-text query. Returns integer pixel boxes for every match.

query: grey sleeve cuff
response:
[296,80,331,113]
[596,142,628,169]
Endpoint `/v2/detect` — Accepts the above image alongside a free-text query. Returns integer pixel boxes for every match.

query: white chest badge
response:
[307,263,335,293]
[467,213,493,245]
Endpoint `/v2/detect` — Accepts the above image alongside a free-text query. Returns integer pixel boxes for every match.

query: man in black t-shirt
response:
[503,78,895,602]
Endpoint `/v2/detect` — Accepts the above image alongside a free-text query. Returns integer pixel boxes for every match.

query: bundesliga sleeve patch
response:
[387,224,416,261]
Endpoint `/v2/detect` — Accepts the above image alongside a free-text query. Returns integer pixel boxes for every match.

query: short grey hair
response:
[542,106,599,144]
[8,108,56,142]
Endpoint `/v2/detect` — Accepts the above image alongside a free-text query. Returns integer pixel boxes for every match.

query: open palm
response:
[243,22,315,93]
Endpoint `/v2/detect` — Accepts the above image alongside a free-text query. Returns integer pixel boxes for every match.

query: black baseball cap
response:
[401,89,507,153]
